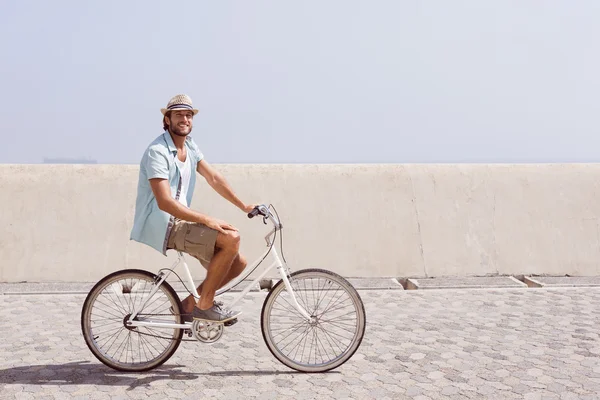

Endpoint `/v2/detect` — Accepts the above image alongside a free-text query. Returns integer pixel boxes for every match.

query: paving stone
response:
[441,385,460,395]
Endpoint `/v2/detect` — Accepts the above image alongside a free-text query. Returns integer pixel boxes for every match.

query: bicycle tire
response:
[261,268,366,372]
[81,269,184,372]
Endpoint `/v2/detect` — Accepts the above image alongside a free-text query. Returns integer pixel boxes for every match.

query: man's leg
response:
[181,253,247,313]
[196,230,240,310]
[198,253,247,298]
[218,253,248,288]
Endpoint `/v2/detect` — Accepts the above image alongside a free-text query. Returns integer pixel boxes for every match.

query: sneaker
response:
[213,300,239,327]
[169,301,241,326]
[192,303,242,324]
[171,302,239,326]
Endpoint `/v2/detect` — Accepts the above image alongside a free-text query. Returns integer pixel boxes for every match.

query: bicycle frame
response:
[126,211,311,330]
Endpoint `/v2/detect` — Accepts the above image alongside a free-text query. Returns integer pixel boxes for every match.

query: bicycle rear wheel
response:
[261,268,366,372]
[81,269,184,372]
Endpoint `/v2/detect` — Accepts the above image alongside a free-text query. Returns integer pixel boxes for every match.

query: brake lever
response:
[262,216,268,225]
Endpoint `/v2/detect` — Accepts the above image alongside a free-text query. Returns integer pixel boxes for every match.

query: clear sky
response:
[1,1,599,164]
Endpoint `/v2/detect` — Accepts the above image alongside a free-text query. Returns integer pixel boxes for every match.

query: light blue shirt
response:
[130,131,204,255]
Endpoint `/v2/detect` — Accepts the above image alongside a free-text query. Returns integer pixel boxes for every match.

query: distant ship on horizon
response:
[43,157,98,164]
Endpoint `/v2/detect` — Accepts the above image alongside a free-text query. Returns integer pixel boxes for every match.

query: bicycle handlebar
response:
[248,205,282,229]
[247,205,269,219]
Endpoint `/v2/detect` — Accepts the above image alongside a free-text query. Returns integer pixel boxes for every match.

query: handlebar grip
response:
[248,208,260,219]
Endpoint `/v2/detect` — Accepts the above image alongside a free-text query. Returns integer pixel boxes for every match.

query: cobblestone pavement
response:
[1,287,600,399]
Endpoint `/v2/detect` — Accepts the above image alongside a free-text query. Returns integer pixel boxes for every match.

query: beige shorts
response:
[167,219,219,268]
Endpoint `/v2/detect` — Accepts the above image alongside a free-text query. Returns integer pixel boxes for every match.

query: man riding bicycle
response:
[130,94,256,324]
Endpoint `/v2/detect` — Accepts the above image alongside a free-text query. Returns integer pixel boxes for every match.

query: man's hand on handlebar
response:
[241,204,259,214]
[247,204,270,219]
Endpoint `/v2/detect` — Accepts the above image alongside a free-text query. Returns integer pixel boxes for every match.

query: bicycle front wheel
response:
[81,269,184,372]
[261,268,366,372]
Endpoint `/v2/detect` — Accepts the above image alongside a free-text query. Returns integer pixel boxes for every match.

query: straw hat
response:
[160,94,199,115]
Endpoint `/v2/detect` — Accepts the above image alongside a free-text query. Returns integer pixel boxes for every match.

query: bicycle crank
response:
[192,319,224,343]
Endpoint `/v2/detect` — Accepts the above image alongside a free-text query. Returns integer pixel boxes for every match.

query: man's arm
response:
[149,178,230,234]
[197,159,254,213]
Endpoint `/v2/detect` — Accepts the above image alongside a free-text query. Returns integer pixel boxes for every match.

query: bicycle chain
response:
[131,314,196,342]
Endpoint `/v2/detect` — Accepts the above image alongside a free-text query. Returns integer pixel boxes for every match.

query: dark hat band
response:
[167,103,193,110]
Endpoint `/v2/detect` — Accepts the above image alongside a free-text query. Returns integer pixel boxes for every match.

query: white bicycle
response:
[81,205,366,373]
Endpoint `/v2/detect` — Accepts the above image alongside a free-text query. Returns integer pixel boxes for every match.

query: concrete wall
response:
[1,164,599,282]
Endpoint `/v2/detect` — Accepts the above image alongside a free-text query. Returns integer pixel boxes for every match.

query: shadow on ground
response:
[0,361,322,391]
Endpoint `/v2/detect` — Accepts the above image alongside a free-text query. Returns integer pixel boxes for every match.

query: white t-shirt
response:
[175,154,192,207]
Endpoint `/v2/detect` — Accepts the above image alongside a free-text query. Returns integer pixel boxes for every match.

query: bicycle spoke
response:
[270,321,308,331]
[274,321,311,352]
[316,323,354,343]
[316,286,345,316]
[138,329,162,360]
[319,299,355,316]
[312,280,339,315]
[93,298,127,319]
[92,306,125,320]
[311,327,319,364]
[90,308,123,323]
[88,315,122,322]
[92,324,127,337]
[131,279,146,316]
[270,304,296,315]
[95,325,124,347]
[92,320,122,332]
[99,287,127,315]
[291,325,312,362]
[124,279,134,313]
[320,310,358,323]
[281,326,310,357]
[320,320,358,334]
[319,291,352,316]
[313,279,333,314]
[104,327,128,357]
[125,332,132,364]
[270,320,309,337]
[94,296,126,316]
[271,302,304,318]
[316,324,346,355]
[314,328,334,362]
[319,327,355,344]
[312,278,328,316]
[275,294,307,320]
[138,332,151,363]
[310,279,317,317]
[113,330,131,363]
[137,335,142,362]
[134,280,152,315]
[106,282,131,315]
[292,279,311,314]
